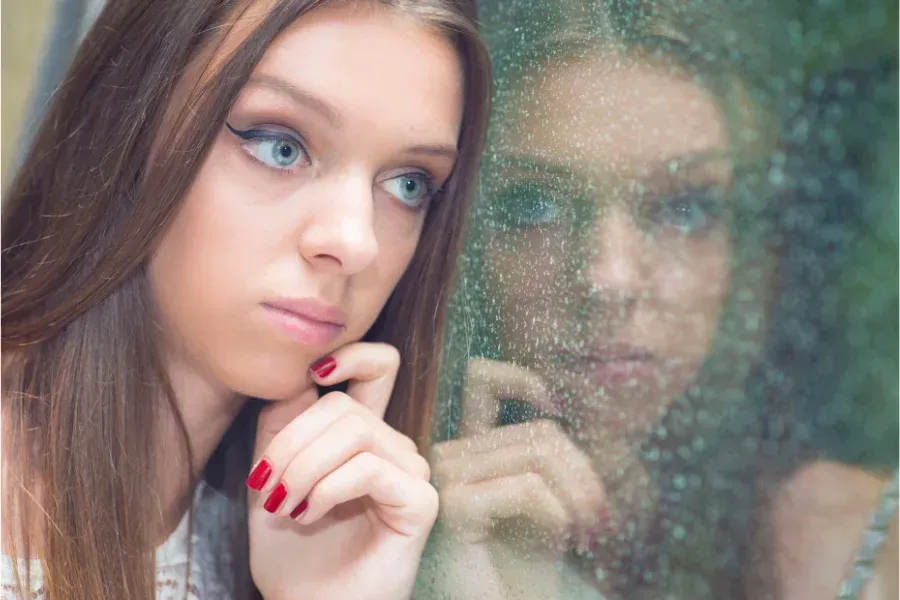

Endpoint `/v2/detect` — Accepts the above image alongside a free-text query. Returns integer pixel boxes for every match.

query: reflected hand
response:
[427,358,608,598]
[247,343,437,600]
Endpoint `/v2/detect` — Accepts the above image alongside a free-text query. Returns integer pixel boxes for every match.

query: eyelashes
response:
[226,123,311,170]
[225,121,438,211]
[637,188,727,235]
[377,172,437,210]
[486,177,727,236]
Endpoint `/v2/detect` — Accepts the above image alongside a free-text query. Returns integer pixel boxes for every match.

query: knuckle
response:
[359,453,386,486]
[533,418,557,438]
[419,482,440,521]
[381,344,402,371]
[393,431,418,454]
[319,391,351,411]
[344,413,374,449]
[280,466,310,498]
[411,454,431,481]
[521,471,546,498]
[306,480,332,507]
[401,434,419,453]
[523,372,548,396]
[532,442,555,469]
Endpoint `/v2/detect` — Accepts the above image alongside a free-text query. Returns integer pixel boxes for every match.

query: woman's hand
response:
[424,358,608,599]
[247,342,438,600]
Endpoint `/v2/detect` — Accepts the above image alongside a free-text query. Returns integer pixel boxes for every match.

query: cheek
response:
[648,239,731,367]
[654,238,731,318]
[151,163,262,318]
[148,150,292,395]
[345,219,422,335]
[486,242,560,358]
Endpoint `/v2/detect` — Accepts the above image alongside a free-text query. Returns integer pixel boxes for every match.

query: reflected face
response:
[149,3,463,400]
[485,54,732,451]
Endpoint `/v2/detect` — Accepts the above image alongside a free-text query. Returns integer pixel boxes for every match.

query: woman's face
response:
[484,54,733,458]
[149,2,463,400]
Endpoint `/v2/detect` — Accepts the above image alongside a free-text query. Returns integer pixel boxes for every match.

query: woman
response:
[421,2,896,599]
[1,0,491,598]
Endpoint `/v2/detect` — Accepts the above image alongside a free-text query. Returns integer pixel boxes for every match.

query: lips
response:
[261,297,346,346]
[263,297,347,326]
[557,343,658,387]
[580,343,653,363]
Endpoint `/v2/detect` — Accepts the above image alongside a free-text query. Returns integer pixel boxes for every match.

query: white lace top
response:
[0,482,236,599]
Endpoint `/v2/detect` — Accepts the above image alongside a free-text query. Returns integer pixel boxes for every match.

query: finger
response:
[440,473,571,548]
[296,452,439,536]
[432,424,607,545]
[253,387,320,464]
[249,391,421,495]
[308,342,400,418]
[434,419,564,461]
[456,358,558,437]
[258,410,431,517]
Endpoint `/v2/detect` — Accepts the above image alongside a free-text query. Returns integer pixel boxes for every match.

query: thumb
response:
[457,358,559,437]
[253,387,320,463]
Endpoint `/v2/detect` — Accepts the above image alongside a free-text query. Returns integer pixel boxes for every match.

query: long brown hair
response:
[1,1,492,598]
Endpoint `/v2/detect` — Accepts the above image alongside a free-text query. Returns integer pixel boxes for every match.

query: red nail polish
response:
[290,498,308,519]
[310,356,336,378]
[264,482,288,513]
[598,506,610,526]
[246,459,273,491]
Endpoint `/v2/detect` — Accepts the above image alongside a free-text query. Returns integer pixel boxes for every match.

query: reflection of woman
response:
[423,5,897,600]
[426,20,772,599]
[1,1,491,598]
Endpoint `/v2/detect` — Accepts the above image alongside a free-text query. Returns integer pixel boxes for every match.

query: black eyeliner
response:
[225,122,277,140]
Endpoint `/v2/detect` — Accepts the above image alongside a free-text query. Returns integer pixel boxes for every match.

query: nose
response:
[296,173,379,275]
[579,205,648,314]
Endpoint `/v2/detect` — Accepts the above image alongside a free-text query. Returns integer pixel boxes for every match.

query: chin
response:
[220,355,316,401]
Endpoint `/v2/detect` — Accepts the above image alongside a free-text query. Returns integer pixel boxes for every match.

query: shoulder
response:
[769,461,898,600]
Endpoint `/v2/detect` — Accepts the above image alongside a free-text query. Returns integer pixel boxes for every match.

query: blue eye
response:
[646,190,725,235]
[380,173,434,209]
[226,123,310,170]
[488,180,569,231]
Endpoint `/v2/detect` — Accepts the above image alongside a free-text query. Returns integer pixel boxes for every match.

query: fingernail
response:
[598,506,611,529]
[246,459,273,491]
[310,356,337,378]
[290,498,309,519]
[264,482,288,513]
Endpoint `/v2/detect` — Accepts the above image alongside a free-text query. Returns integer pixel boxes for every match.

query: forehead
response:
[250,2,464,143]
[493,55,729,175]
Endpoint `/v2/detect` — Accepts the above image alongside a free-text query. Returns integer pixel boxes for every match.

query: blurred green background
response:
[2,0,53,179]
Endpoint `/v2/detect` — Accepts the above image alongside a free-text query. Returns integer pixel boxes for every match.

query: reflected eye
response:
[226,123,310,170]
[380,173,434,209]
[643,189,726,235]
[488,180,568,231]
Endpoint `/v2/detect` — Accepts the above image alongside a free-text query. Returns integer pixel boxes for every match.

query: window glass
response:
[417,1,898,598]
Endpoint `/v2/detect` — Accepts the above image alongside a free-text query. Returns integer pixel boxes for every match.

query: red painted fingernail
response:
[290,498,309,519]
[599,506,610,525]
[246,459,273,491]
[264,482,288,513]
[310,356,336,378]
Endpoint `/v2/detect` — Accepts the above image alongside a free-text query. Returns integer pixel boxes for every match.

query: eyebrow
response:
[404,144,458,161]
[245,74,459,162]
[484,154,576,179]
[488,149,733,179]
[247,74,344,129]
